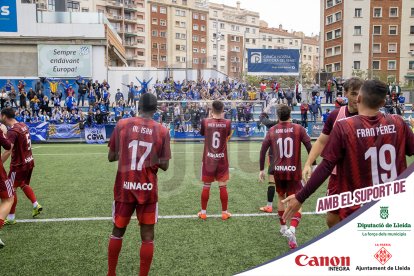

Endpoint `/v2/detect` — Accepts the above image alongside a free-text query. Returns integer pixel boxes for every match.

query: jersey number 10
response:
[128,140,153,171]
[276,137,293,158]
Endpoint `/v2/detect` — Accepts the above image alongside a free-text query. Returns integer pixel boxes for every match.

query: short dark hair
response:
[343,77,363,93]
[212,100,224,114]
[138,93,157,113]
[1,107,15,119]
[360,80,387,109]
[277,104,291,121]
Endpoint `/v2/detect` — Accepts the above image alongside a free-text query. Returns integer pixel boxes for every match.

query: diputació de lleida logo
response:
[380,206,389,220]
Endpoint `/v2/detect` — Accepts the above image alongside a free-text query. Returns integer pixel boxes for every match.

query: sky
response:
[216,0,320,36]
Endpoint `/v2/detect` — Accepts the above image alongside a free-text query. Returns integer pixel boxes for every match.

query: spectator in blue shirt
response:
[65,95,76,111]
[136,77,153,94]
[322,108,330,123]
[115,89,124,103]
[313,92,324,117]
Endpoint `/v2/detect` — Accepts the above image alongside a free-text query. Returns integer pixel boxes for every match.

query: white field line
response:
[15,212,321,223]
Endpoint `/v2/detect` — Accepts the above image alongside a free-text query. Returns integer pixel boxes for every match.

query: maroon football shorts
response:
[9,168,33,188]
[274,179,303,197]
[112,201,158,228]
[201,161,229,183]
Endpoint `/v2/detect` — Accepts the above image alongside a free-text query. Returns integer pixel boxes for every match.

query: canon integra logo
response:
[295,254,350,267]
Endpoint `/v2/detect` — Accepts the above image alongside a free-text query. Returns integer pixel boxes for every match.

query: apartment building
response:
[208,1,260,78]
[321,0,414,84]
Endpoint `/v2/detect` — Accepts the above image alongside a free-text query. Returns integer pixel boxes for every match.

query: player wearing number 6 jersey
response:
[283,80,414,224]
[259,105,314,249]
[198,100,232,221]
[1,108,42,224]
[107,93,171,276]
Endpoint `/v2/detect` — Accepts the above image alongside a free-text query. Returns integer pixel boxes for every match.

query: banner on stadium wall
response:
[0,0,18,32]
[85,125,106,144]
[234,122,265,138]
[247,49,300,76]
[238,167,414,275]
[172,122,203,139]
[307,122,325,138]
[28,122,49,142]
[48,123,81,139]
[38,45,93,78]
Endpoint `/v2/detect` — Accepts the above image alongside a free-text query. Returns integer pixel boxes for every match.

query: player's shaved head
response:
[212,100,224,114]
[277,105,291,122]
[139,93,157,113]
[360,80,387,109]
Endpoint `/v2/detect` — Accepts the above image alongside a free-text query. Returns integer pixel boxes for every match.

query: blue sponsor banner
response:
[247,49,300,76]
[48,124,81,139]
[28,122,49,142]
[234,122,265,138]
[0,0,18,32]
[172,122,203,139]
[307,122,324,138]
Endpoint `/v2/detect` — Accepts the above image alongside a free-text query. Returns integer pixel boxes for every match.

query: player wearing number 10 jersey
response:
[198,100,232,221]
[107,94,171,276]
[0,108,42,224]
[283,80,414,223]
[259,105,314,249]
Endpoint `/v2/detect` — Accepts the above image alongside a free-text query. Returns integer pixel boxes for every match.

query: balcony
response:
[124,41,145,48]
[107,14,123,21]
[106,0,123,9]
[126,55,145,61]
[136,31,146,37]
[124,16,137,22]
[137,19,146,25]
[36,2,47,11]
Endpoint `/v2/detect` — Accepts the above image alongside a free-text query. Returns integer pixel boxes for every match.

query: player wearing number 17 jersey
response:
[107,93,170,276]
[198,100,232,221]
[259,105,314,249]
[0,108,42,224]
[283,80,414,223]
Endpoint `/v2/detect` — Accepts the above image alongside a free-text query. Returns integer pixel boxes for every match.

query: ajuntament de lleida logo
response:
[380,206,389,219]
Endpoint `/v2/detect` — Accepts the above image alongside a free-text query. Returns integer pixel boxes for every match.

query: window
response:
[334,29,341,38]
[193,48,199,53]
[201,48,206,54]
[160,44,166,50]
[193,24,199,30]
[160,20,166,26]
[335,12,342,21]
[175,9,185,16]
[373,8,382,18]
[160,31,167,37]
[334,62,341,72]
[353,61,361,70]
[160,7,167,14]
[372,60,380,70]
[176,56,181,62]
[220,45,225,50]
[388,60,396,70]
[334,46,341,55]
[410,43,414,52]
[326,64,332,72]
[193,58,199,64]
[262,45,266,49]
[152,55,158,61]
[213,44,217,49]
[81,8,89,12]
[326,48,332,57]
[175,33,185,39]
[354,43,361,52]
[409,61,414,70]
[200,37,206,43]
[220,56,225,61]
[151,5,157,12]
[152,43,158,49]
[152,30,158,37]
[201,15,206,21]
[245,27,250,33]
[201,26,205,32]
[389,7,398,17]
[389,26,398,35]
[355,8,362,18]
[212,55,217,61]
[326,0,333,8]
[231,46,240,52]
[175,45,185,51]
[410,26,414,35]
[326,15,333,25]
[231,36,240,42]
[152,18,158,25]
[193,13,199,19]
[220,23,225,29]
[373,43,381,53]
[48,0,55,11]
[213,11,218,17]
[354,26,362,35]
[373,25,382,35]
[182,0,187,5]
[67,1,80,12]
[193,35,199,42]
[411,8,414,17]
[326,31,333,40]
[160,56,167,61]
[388,43,397,53]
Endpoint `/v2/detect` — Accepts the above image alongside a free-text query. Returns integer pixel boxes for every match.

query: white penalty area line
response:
[15,212,322,223]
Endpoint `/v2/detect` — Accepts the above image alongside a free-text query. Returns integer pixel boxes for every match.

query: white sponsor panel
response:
[238,172,414,276]
[85,125,106,144]
[38,45,92,77]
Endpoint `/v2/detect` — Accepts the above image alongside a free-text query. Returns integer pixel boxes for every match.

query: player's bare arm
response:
[302,133,329,182]
[259,133,271,183]
[159,160,169,171]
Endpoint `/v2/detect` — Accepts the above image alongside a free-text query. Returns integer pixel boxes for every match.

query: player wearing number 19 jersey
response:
[107,93,171,276]
[0,108,42,224]
[259,105,314,249]
[198,100,232,221]
[283,80,414,223]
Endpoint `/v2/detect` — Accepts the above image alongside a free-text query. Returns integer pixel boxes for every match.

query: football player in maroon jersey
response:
[283,80,414,223]
[107,93,171,276]
[259,105,314,249]
[198,100,232,221]
[0,124,13,248]
[1,107,42,224]
[302,77,363,228]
